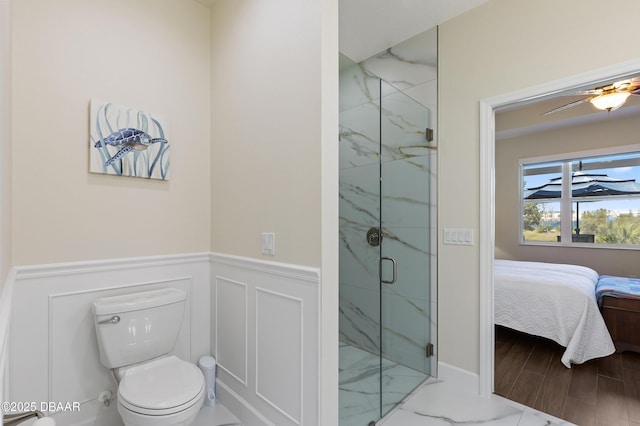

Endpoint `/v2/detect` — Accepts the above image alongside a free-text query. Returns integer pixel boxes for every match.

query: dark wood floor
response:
[495,326,640,426]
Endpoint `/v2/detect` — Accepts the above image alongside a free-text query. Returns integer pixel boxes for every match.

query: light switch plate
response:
[443,228,474,246]
[261,232,276,255]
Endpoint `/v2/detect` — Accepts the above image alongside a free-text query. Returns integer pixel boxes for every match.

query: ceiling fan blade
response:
[573,89,602,96]
[542,96,594,116]
[628,78,640,94]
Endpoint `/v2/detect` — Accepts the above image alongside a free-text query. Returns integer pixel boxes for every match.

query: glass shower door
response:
[338,53,384,425]
[379,81,432,418]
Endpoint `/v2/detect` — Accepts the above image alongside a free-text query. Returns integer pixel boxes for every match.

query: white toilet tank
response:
[92,288,187,369]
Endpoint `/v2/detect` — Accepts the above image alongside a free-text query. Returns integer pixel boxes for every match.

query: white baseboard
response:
[437,361,479,395]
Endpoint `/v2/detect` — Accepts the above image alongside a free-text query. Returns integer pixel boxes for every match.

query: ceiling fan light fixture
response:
[590,91,630,111]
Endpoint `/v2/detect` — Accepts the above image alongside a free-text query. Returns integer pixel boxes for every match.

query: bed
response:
[494,259,615,367]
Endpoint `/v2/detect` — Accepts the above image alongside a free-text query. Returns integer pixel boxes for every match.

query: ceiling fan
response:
[542,77,640,116]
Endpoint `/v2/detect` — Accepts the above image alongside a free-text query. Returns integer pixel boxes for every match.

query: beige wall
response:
[496,115,640,277]
[0,0,10,281]
[209,2,338,421]
[11,0,211,265]
[210,0,323,267]
[438,0,640,373]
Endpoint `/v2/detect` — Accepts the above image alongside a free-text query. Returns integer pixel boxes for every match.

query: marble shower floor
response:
[339,343,428,425]
[340,343,574,426]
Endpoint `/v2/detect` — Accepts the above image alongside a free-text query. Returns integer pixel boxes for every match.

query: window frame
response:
[519,144,640,250]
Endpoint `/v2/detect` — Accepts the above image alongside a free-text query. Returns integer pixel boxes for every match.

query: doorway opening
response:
[479,58,640,402]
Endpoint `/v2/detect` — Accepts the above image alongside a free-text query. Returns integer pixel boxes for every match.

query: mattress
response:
[494,259,615,367]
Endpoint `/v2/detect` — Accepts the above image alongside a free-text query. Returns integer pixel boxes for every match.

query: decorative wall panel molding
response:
[7,253,211,423]
[215,276,248,386]
[255,288,303,424]
[211,253,320,426]
[6,252,320,426]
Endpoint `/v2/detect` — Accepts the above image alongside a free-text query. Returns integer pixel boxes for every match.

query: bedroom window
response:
[521,148,640,247]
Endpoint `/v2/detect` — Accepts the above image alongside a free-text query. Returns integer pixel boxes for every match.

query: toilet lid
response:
[118,356,204,412]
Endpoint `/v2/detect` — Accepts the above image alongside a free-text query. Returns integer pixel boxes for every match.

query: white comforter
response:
[494,259,615,367]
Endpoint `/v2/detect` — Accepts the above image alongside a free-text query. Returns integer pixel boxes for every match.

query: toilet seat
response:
[118,355,205,416]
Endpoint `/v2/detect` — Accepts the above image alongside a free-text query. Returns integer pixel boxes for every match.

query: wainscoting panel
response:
[215,276,248,386]
[8,253,211,423]
[211,253,320,426]
[255,288,302,424]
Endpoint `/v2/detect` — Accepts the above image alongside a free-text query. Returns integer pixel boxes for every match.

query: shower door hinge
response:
[425,128,434,142]
[425,343,434,358]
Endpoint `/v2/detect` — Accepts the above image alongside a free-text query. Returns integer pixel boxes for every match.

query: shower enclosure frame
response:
[338,38,438,424]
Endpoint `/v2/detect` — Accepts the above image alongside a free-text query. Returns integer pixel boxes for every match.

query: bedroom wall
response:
[438,0,640,375]
[495,113,640,277]
[11,0,211,266]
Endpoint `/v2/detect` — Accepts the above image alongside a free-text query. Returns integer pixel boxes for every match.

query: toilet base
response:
[117,393,204,426]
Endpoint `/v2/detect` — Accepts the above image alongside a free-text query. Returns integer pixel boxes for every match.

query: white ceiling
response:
[339,0,488,62]
[193,0,489,63]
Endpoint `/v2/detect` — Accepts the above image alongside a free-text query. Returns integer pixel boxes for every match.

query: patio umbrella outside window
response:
[524,171,640,235]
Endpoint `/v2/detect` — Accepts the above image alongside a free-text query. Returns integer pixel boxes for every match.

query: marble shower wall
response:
[339,28,438,374]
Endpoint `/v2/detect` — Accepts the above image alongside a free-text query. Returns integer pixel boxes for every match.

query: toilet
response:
[92,288,204,426]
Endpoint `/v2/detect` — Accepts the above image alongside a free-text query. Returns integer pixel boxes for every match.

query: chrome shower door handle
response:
[98,315,120,325]
[380,256,397,284]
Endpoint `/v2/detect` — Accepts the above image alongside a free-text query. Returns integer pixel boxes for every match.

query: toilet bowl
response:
[92,289,204,426]
[116,356,205,426]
